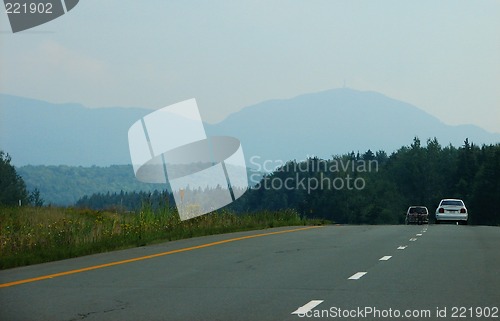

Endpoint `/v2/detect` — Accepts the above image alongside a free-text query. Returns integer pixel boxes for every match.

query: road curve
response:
[1,224,499,321]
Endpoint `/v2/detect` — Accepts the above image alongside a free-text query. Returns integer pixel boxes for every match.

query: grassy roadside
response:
[0,206,328,269]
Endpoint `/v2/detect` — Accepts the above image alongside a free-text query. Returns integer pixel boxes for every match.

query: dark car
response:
[405,206,429,225]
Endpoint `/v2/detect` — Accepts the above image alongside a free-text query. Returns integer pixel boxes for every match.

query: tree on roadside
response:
[0,151,28,206]
[29,188,44,207]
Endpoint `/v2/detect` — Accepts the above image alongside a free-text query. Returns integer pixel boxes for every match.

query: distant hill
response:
[17,165,158,205]
[16,165,263,206]
[2,89,499,168]
[3,89,499,205]
[206,88,500,168]
[0,94,149,166]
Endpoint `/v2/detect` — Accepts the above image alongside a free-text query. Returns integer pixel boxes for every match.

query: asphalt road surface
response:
[1,224,499,321]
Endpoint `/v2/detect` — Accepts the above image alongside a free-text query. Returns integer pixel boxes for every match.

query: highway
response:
[1,224,499,321]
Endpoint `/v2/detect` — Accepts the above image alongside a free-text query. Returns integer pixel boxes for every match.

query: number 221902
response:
[451,307,498,318]
[5,2,53,14]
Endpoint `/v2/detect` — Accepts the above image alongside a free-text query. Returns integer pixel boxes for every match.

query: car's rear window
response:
[441,200,464,206]
[409,207,428,214]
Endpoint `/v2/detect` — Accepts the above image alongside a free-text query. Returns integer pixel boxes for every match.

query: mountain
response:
[206,88,500,169]
[0,94,149,166]
[1,89,499,168]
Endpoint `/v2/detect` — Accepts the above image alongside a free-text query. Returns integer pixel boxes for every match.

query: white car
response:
[435,199,468,225]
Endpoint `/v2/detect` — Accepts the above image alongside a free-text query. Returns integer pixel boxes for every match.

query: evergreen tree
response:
[0,151,28,206]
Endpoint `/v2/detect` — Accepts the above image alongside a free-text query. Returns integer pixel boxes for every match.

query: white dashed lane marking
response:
[291,300,324,315]
[348,272,367,280]
[341,228,429,288]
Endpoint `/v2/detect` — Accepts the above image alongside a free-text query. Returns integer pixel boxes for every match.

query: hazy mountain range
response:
[1,88,499,168]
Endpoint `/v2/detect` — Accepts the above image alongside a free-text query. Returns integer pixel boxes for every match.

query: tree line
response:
[73,138,499,225]
[16,164,158,205]
[15,164,260,206]
[2,137,499,225]
[231,138,499,225]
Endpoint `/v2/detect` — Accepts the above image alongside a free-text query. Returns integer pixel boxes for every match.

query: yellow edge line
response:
[0,225,323,288]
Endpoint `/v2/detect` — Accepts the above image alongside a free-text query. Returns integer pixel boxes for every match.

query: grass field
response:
[0,206,327,269]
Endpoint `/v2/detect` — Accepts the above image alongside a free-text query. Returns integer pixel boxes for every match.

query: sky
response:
[1,0,499,133]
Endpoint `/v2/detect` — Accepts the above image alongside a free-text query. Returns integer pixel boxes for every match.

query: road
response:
[1,224,499,321]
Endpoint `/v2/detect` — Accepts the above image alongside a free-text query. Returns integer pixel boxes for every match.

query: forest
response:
[16,164,158,205]
[75,138,499,225]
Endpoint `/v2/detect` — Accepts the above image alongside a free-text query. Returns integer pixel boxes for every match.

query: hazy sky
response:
[1,0,499,133]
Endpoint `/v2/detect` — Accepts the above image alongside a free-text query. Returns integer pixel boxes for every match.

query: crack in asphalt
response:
[67,300,130,320]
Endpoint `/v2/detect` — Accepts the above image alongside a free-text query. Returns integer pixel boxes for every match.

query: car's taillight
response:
[460,208,466,213]
[438,208,444,213]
